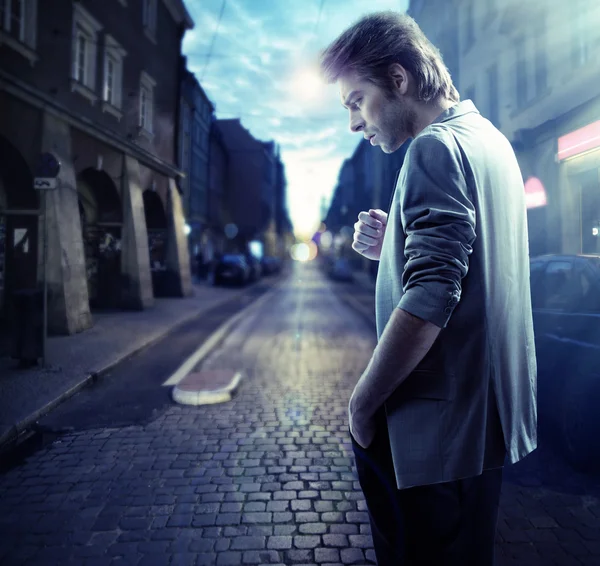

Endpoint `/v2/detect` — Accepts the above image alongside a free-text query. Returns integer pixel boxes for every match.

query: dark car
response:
[244,254,262,282]
[530,254,600,471]
[261,256,281,276]
[212,254,250,286]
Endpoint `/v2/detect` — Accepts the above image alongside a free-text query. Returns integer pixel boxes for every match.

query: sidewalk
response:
[0,279,257,447]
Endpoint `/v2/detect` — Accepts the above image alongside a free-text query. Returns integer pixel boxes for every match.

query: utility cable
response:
[200,0,227,82]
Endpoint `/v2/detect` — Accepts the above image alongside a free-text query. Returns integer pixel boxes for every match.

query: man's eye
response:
[353,99,362,108]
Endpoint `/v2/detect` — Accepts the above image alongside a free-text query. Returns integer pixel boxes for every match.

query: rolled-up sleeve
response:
[397,127,476,328]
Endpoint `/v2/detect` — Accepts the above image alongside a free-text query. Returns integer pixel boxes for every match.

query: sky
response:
[182,0,409,240]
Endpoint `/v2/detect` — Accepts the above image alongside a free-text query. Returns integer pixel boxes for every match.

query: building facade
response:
[214,119,278,255]
[411,0,600,257]
[274,150,293,259]
[207,118,230,257]
[0,0,194,337]
[324,137,410,275]
[178,60,214,271]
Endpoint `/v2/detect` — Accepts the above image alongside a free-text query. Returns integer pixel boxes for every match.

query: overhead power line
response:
[314,0,326,36]
[200,0,227,82]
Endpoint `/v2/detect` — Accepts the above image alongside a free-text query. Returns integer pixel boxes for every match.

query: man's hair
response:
[320,11,459,103]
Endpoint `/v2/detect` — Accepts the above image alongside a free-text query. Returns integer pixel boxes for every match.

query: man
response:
[320,11,537,566]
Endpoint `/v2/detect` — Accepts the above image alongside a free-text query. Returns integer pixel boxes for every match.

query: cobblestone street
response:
[1,262,599,565]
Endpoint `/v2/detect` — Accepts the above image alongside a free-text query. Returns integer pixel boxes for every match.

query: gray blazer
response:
[376,101,537,490]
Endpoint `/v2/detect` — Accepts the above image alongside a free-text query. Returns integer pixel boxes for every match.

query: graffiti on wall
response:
[148,230,167,271]
[83,226,122,308]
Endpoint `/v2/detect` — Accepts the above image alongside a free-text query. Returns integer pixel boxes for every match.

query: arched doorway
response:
[0,136,39,334]
[78,168,122,310]
[143,189,168,296]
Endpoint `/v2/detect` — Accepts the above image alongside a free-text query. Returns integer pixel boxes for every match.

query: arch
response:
[0,136,39,333]
[143,190,167,230]
[77,168,122,224]
[143,189,169,296]
[76,168,123,310]
[0,135,38,211]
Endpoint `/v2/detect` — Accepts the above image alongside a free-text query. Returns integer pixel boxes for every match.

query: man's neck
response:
[412,97,455,138]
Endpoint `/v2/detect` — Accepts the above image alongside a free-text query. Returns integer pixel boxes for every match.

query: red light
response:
[558,120,600,161]
[524,177,547,209]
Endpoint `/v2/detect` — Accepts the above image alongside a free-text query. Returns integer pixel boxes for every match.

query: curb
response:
[172,371,243,406]
[0,274,286,449]
[162,280,282,388]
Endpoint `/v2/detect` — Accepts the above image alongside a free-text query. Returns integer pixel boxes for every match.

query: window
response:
[0,0,37,62]
[487,64,499,127]
[515,36,528,109]
[71,3,102,102]
[142,0,157,41]
[74,28,87,83]
[464,1,475,51]
[102,34,126,116]
[139,71,156,134]
[570,0,591,67]
[539,261,576,310]
[577,268,600,312]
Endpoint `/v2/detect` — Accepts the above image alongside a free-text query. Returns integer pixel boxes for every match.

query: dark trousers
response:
[351,409,503,566]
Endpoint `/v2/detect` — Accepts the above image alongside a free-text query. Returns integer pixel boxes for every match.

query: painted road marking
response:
[162,281,282,387]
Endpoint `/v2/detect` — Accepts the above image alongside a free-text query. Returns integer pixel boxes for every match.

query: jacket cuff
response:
[397,286,461,328]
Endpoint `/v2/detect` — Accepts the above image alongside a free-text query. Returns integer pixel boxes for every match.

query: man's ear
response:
[388,63,409,95]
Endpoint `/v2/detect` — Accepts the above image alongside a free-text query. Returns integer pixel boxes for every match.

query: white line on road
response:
[162,280,283,387]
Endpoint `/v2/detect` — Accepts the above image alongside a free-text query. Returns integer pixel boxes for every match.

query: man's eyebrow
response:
[341,90,361,108]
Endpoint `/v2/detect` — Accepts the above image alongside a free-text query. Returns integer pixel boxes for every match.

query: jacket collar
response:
[432,99,479,124]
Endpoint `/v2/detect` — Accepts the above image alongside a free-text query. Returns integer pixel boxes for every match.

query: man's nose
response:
[350,115,364,133]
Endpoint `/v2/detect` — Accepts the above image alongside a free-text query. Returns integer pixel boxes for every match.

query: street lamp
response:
[183,223,191,236]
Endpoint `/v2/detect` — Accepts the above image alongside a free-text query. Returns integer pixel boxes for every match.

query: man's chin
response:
[381,137,408,154]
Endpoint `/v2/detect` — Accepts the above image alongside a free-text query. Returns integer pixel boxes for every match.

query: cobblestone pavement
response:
[0,262,599,565]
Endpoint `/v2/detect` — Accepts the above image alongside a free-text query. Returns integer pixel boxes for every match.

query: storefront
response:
[0,136,39,348]
[78,168,123,310]
[557,119,600,255]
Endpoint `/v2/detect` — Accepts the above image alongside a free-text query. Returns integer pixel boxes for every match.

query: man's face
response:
[339,70,415,154]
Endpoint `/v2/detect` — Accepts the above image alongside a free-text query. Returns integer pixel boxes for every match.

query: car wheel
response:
[560,373,600,472]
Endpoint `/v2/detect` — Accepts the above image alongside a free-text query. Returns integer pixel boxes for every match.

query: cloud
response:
[183,0,409,237]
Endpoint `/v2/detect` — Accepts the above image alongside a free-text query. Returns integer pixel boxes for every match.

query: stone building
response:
[0,0,193,337]
[178,60,214,272]
[214,119,276,255]
[323,138,410,275]
[207,120,230,257]
[274,149,294,259]
[411,0,600,257]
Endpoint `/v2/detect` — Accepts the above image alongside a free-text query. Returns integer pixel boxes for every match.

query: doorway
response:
[78,168,123,310]
[0,137,39,354]
[143,189,168,296]
[579,169,600,255]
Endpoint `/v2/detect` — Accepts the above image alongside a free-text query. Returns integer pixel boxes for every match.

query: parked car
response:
[212,254,250,286]
[328,258,353,282]
[244,254,262,282]
[530,254,600,471]
[261,256,281,276]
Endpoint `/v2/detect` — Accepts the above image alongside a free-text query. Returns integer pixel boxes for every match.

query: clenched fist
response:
[352,209,388,261]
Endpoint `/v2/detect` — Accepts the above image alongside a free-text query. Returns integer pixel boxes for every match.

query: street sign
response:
[34,178,57,190]
[35,152,61,179]
[33,152,61,367]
